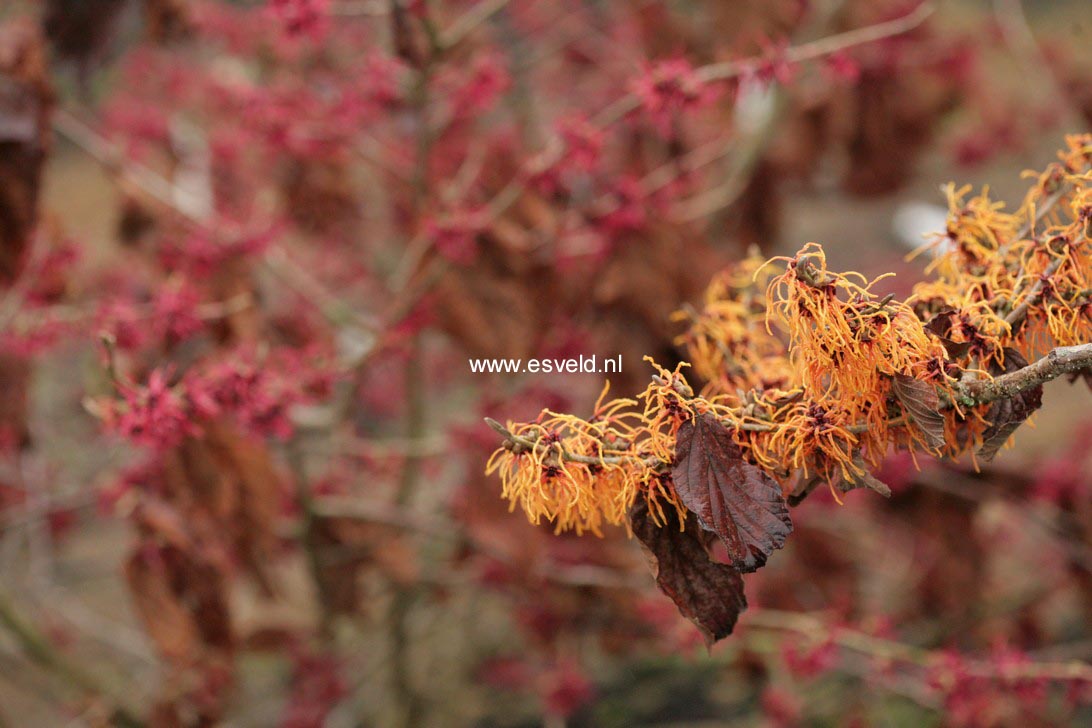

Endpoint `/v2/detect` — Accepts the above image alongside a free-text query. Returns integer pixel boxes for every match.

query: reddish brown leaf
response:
[0,19,52,286]
[938,338,973,360]
[1066,368,1092,392]
[923,309,956,338]
[891,374,946,452]
[0,354,30,449]
[672,413,792,573]
[923,311,973,359]
[629,498,746,646]
[143,0,195,43]
[42,0,127,83]
[391,0,428,69]
[125,549,202,662]
[978,349,1044,462]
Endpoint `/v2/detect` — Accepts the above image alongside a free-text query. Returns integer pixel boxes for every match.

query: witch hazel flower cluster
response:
[630,58,715,136]
[102,368,198,450]
[96,279,208,352]
[99,348,334,449]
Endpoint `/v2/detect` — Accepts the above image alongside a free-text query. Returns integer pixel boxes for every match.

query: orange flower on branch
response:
[486,135,1092,643]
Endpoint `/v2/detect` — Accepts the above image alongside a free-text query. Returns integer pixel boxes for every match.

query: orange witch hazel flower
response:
[672,247,791,394]
[486,135,1092,642]
[485,365,695,535]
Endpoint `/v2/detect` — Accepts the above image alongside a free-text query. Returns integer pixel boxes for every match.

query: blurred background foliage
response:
[0,0,1091,726]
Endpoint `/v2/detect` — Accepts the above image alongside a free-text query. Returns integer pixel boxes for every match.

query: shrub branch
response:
[960,343,1092,404]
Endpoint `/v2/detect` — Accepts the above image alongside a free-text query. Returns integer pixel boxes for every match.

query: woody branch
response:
[960,343,1092,404]
[487,341,1092,457]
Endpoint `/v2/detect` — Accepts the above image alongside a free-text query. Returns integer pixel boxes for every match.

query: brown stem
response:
[484,417,665,468]
[1004,233,1085,328]
[285,438,336,639]
[1004,255,1065,328]
[488,343,1092,467]
[960,343,1092,404]
[440,0,511,48]
[698,3,935,83]
[385,32,439,723]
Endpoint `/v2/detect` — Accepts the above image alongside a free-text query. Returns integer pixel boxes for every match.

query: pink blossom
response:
[155,281,205,345]
[280,649,347,728]
[98,299,148,351]
[266,0,329,41]
[630,58,712,135]
[425,209,484,265]
[106,369,197,449]
[823,51,861,84]
[0,313,69,356]
[749,39,796,87]
[557,115,604,175]
[596,175,649,236]
[540,661,594,719]
[760,685,803,727]
[187,353,315,440]
[362,52,407,109]
[781,634,839,679]
[450,53,511,118]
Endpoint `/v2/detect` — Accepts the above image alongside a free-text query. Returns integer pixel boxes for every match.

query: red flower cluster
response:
[102,349,334,448]
[266,0,329,41]
[103,368,197,449]
[630,58,713,135]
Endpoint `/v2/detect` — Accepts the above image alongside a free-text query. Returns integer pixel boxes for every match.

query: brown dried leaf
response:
[308,520,368,616]
[938,338,973,359]
[0,19,51,285]
[923,310,973,359]
[42,0,127,80]
[125,550,201,662]
[978,349,1044,462]
[280,159,360,238]
[133,497,195,552]
[158,421,284,594]
[838,65,959,196]
[891,374,946,452]
[923,308,956,338]
[143,0,195,43]
[0,354,30,449]
[629,498,746,646]
[672,413,792,573]
[434,262,541,359]
[787,474,825,507]
[1065,366,1092,392]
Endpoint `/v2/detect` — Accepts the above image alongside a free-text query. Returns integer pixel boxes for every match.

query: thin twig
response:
[1003,232,1085,328]
[991,0,1083,129]
[441,0,511,48]
[330,0,387,16]
[0,592,145,727]
[745,608,1092,682]
[1004,254,1066,328]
